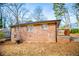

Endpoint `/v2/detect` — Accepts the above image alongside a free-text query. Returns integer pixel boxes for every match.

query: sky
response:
[3,3,78,28]
[23,3,77,23]
[21,3,77,28]
[23,3,56,20]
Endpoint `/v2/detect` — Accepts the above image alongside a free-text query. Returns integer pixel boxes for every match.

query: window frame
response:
[27,25,34,32]
[41,24,48,30]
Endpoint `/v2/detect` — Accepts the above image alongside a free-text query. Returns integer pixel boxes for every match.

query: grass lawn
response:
[0,41,79,56]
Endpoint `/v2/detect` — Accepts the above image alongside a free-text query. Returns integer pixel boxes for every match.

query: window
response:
[41,24,48,30]
[27,25,34,32]
[14,34,16,38]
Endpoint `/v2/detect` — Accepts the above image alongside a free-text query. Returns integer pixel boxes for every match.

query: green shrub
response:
[0,31,4,39]
[70,29,79,34]
[59,27,65,30]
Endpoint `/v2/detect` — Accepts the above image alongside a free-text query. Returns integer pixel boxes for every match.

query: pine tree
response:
[53,3,71,29]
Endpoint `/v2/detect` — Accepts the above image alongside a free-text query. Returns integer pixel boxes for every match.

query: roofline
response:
[11,20,61,28]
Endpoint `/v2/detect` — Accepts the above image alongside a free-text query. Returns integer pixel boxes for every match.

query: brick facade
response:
[11,20,62,43]
[11,23,57,43]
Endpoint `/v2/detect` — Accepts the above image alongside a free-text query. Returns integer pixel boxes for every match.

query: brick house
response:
[11,20,61,43]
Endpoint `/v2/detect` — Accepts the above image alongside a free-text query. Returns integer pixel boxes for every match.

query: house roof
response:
[11,20,61,28]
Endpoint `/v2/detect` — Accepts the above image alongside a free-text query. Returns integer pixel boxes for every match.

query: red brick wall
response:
[11,23,56,43]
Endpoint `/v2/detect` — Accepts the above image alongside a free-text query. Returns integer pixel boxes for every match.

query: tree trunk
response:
[15,14,22,43]
[75,11,79,29]
[64,10,71,30]
[67,10,71,29]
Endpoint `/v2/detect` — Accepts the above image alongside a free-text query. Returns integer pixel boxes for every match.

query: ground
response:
[0,34,79,56]
[0,41,79,56]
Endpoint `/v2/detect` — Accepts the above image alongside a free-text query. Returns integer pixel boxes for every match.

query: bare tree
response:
[5,3,29,43]
[73,3,79,28]
[32,6,46,21]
